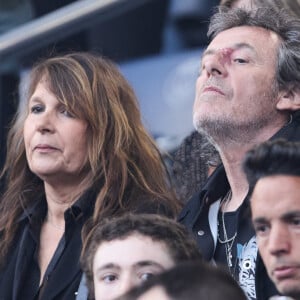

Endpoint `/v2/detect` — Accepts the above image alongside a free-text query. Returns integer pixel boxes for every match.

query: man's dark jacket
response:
[178,115,300,300]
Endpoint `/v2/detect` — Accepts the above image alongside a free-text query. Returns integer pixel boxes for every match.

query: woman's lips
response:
[34,144,59,153]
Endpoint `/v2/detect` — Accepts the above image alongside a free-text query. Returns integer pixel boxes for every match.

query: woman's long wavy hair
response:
[0,52,180,261]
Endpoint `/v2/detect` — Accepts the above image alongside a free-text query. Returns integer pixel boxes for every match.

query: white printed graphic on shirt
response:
[237,236,257,300]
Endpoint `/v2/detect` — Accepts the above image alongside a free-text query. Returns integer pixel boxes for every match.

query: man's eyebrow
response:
[252,211,300,225]
[281,211,300,221]
[202,43,257,59]
[252,217,267,225]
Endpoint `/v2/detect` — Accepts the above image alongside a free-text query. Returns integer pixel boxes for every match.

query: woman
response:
[0,52,180,299]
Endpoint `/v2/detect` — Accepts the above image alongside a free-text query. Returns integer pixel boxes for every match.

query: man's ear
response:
[276,89,300,111]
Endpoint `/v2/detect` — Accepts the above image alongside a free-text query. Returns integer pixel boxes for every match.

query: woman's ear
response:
[276,89,300,111]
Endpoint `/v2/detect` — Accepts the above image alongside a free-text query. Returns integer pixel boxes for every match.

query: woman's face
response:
[93,234,175,300]
[24,78,89,185]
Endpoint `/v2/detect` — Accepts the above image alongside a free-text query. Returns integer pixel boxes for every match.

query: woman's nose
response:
[36,110,55,133]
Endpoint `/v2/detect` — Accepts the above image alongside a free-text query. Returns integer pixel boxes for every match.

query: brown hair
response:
[0,52,180,261]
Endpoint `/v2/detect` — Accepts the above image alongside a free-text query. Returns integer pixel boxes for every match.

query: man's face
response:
[251,175,300,299]
[193,26,283,144]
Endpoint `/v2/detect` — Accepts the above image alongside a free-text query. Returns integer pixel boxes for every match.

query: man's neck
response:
[221,157,249,212]
[206,117,290,210]
[217,142,256,212]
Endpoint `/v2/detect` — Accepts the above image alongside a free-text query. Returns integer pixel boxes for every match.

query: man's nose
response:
[202,51,229,77]
[268,224,290,256]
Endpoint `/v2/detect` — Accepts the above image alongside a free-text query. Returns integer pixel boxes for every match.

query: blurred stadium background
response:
[0,0,219,168]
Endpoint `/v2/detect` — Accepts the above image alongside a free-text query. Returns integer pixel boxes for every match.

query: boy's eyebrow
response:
[96,263,120,272]
[134,260,164,268]
[95,261,165,274]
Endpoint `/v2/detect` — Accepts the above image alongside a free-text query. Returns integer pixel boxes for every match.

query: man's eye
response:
[233,58,248,64]
[291,218,300,226]
[254,225,269,236]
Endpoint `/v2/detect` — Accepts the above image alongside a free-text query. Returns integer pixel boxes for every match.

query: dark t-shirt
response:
[214,207,257,300]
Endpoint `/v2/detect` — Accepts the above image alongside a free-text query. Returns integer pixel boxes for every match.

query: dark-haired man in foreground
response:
[244,139,300,300]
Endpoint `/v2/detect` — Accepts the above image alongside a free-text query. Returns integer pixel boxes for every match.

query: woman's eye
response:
[60,107,74,118]
[30,105,44,113]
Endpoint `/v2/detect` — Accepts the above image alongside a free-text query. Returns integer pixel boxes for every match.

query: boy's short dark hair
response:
[81,213,202,297]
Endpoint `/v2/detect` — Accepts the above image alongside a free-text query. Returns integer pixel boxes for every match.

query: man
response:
[178,6,300,300]
[243,139,300,300]
[117,261,246,300]
[80,213,202,300]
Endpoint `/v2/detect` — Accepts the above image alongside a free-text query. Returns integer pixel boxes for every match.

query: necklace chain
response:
[45,215,65,231]
[217,190,237,269]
